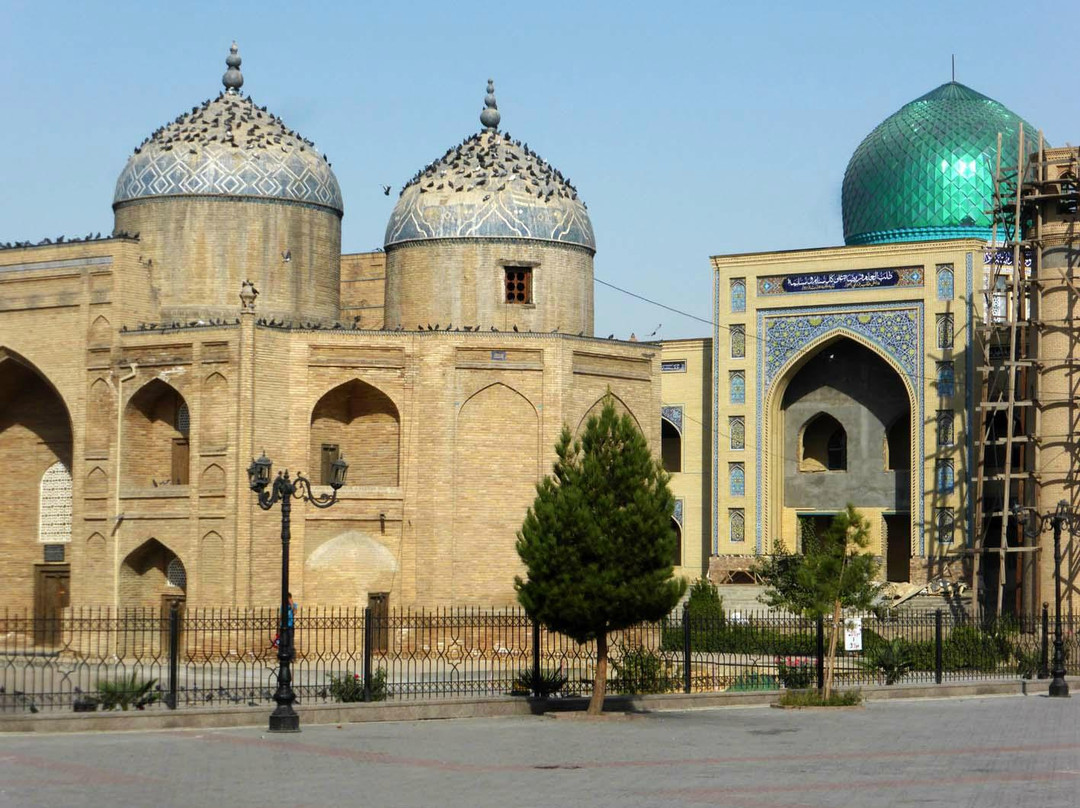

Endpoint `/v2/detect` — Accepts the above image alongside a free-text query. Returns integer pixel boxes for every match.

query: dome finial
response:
[223,41,243,93]
[480,79,500,131]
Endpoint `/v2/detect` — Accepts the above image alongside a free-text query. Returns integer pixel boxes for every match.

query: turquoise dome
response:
[842,82,1041,245]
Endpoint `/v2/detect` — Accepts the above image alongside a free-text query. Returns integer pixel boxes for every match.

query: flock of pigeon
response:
[132,91,329,165]
[400,130,583,206]
[0,230,139,251]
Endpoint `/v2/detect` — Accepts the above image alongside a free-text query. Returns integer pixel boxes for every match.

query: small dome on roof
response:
[384,81,594,251]
[113,43,343,215]
[842,81,1041,245]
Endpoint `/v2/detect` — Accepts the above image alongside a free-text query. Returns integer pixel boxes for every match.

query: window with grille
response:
[937,313,954,349]
[937,508,955,544]
[937,410,954,446]
[937,362,955,397]
[729,417,745,450]
[729,509,745,542]
[504,267,533,304]
[175,401,190,436]
[39,462,72,543]
[166,557,187,589]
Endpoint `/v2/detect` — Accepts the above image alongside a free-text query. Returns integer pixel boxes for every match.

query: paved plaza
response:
[1,695,1078,807]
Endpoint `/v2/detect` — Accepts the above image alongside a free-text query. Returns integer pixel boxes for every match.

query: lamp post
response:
[1012,500,1071,698]
[247,452,349,731]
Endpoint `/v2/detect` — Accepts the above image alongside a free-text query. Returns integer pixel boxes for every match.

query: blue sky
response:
[2,0,1077,339]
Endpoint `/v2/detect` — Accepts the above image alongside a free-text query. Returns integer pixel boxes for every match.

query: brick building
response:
[0,47,666,618]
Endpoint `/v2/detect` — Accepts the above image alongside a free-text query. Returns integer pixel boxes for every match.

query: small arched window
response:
[729,417,745,450]
[937,508,955,544]
[730,463,745,497]
[800,413,846,472]
[671,518,683,566]
[175,402,190,437]
[729,509,745,543]
[937,460,955,493]
[730,371,745,405]
[936,264,954,300]
[937,362,955,398]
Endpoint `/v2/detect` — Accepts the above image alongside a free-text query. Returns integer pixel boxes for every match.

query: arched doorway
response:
[122,380,190,488]
[0,351,73,619]
[779,337,913,581]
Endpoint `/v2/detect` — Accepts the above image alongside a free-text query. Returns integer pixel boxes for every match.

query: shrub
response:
[777,657,814,689]
[862,638,914,685]
[512,668,568,698]
[328,670,388,702]
[1014,647,1040,679]
[779,689,862,707]
[611,645,677,694]
[96,673,159,711]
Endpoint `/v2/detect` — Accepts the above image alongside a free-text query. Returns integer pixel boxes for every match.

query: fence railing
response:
[1,605,1075,713]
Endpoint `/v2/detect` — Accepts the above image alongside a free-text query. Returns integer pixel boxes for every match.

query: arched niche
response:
[201,372,229,449]
[309,379,400,487]
[799,413,847,472]
[86,378,113,453]
[198,531,226,604]
[200,463,225,491]
[304,530,398,607]
[122,379,190,488]
[88,315,112,346]
[119,538,185,608]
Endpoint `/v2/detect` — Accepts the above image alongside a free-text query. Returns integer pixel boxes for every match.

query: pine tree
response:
[515,398,686,715]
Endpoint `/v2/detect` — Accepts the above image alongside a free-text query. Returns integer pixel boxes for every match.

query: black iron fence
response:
[1,605,1076,713]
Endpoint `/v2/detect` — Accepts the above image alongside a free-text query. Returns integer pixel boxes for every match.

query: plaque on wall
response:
[43,544,65,563]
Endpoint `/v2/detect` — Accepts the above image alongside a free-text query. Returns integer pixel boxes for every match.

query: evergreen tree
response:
[753,504,882,699]
[516,398,686,715]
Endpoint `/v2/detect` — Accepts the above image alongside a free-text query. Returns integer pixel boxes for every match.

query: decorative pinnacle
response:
[480,79,500,131]
[223,42,243,92]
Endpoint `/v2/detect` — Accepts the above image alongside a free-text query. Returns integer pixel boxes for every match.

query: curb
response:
[0,678,1050,734]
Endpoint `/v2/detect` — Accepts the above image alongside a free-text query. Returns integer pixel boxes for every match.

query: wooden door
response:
[368,592,389,654]
[34,565,70,646]
[171,439,190,485]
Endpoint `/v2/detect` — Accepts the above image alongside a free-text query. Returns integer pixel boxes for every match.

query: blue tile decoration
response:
[673,499,684,527]
[730,463,745,497]
[731,280,747,312]
[730,371,745,405]
[661,405,683,434]
[731,326,746,359]
[756,302,925,555]
[936,264,954,300]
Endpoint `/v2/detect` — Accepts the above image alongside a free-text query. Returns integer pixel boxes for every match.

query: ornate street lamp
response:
[247,452,349,731]
[1012,500,1071,698]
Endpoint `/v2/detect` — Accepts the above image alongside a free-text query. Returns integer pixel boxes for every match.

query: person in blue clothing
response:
[273,593,299,651]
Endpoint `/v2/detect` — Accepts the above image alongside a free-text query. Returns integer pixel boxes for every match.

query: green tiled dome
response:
[842,82,1041,246]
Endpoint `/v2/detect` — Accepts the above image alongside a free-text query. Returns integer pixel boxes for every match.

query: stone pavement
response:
[1,694,1078,808]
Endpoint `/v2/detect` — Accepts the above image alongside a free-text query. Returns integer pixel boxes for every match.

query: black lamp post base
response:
[1048,679,1070,698]
[268,708,301,732]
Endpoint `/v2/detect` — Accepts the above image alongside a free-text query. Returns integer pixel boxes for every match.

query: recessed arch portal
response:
[763,331,918,564]
[122,379,190,488]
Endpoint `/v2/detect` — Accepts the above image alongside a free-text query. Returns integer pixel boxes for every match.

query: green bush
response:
[328,670,387,702]
[1014,647,1040,679]
[95,673,159,711]
[512,668,568,698]
[611,645,677,694]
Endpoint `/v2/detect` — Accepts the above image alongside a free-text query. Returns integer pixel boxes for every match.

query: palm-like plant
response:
[95,673,159,710]
[862,638,914,685]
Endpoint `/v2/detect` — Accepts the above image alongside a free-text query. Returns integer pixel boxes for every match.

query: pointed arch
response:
[576,392,642,437]
[310,378,400,487]
[122,379,190,487]
[798,412,847,472]
[85,466,108,496]
[199,463,225,491]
